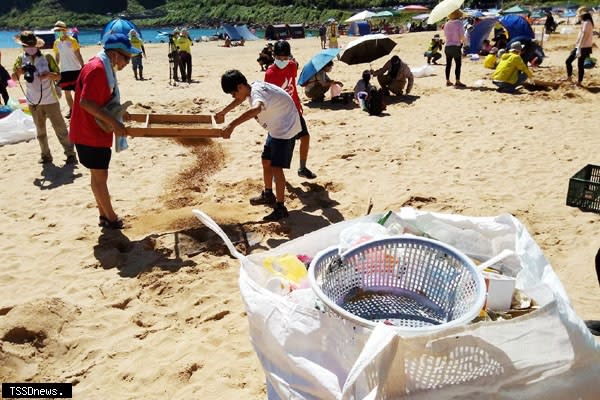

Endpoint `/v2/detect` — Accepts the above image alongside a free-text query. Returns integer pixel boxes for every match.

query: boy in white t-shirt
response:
[52,20,84,118]
[215,69,301,221]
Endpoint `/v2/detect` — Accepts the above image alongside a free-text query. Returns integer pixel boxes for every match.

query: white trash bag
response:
[411,64,435,78]
[0,109,36,146]
[193,208,600,400]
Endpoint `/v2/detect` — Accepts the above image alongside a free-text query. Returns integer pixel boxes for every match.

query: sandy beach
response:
[1,22,599,399]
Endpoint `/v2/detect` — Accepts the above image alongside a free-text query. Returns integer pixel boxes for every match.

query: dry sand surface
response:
[1,24,599,399]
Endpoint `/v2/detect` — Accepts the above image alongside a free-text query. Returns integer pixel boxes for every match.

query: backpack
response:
[367,88,384,116]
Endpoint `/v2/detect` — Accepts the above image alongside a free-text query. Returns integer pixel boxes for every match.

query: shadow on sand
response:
[33,162,82,190]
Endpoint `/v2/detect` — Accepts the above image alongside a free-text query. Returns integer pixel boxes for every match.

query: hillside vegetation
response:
[0,0,592,29]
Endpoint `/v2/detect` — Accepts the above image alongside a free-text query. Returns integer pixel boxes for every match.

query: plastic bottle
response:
[263,254,308,283]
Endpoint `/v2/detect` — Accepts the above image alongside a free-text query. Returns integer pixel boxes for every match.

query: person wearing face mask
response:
[265,40,316,180]
[68,33,141,229]
[52,21,84,119]
[12,31,76,165]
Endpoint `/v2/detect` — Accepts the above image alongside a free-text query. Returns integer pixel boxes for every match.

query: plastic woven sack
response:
[193,208,600,399]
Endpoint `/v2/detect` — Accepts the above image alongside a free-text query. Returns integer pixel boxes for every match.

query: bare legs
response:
[90,169,118,222]
[299,135,309,167]
[260,159,285,203]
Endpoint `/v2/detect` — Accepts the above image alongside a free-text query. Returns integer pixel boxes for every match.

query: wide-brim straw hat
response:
[448,9,466,20]
[15,31,45,47]
[576,6,591,16]
[52,20,68,31]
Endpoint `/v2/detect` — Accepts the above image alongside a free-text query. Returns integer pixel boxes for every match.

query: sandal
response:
[455,82,466,88]
[105,218,124,229]
[446,81,454,86]
[99,216,124,229]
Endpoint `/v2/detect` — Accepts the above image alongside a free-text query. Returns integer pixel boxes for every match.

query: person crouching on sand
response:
[492,41,533,93]
[215,70,301,221]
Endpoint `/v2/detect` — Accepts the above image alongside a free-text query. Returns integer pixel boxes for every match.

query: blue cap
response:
[103,33,142,55]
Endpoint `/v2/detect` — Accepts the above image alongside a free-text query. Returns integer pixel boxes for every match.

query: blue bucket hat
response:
[103,33,142,55]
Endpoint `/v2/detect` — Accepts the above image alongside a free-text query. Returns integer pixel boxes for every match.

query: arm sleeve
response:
[71,37,80,51]
[46,55,60,73]
[12,56,23,73]
[80,67,111,106]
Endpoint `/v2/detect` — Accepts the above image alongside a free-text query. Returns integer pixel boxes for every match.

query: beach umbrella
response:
[345,10,376,23]
[371,10,395,19]
[339,33,397,65]
[100,17,142,41]
[298,48,341,86]
[412,13,431,21]
[427,0,465,24]
[502,5,529,15]
[466,9,485,18]
[398,5,430,13]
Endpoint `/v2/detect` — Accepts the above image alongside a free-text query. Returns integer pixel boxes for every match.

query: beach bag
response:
[583,57,596,69]
[366,88,384,116]
[193,208,600,399]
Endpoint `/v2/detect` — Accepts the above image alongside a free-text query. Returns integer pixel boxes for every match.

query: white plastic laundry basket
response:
[309,236,486,334]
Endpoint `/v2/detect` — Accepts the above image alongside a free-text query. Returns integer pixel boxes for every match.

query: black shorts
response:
[260,135,295,168]
[59,70,81,91]
[295,114,310,139]
[75,143,111,170]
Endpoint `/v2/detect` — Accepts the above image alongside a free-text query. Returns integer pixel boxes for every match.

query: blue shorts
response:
[261,135,295,168]
[75,143,111,170]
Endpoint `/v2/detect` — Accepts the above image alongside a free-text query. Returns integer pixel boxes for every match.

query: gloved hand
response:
[576,48,581,58]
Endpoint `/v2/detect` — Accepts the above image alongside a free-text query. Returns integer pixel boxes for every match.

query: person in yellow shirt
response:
[483,47,499,69]
[492,42,533,92]
[128,29,146,80]
[174,28,193,83]
[328,21,339,49]
[52,20,84,118]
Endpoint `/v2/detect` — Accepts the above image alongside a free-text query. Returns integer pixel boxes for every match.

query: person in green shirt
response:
[491,41,533,93]
[424,34,443,65]
[128,29,147,80]
[174,28,193,83]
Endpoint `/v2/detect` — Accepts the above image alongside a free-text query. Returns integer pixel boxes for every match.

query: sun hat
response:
[576,6,590,16]
[52,21,68,31]
[510,41,522,52]
[129,29,138,36]
[15,31,45,47]
[490,47,498,54]
[448,9,465,20]
[103,33,142,55]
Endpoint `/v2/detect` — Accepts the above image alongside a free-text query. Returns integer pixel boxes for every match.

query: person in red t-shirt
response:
[265,40,316,179]
[69,33,141,229]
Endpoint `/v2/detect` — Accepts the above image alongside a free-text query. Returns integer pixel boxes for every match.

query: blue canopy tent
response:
[469,15,534,53]
[100,18,142,41]
[222,24,242,41]
[469,15,541,64]
[348,21,371,36]
[234,25,259,41]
